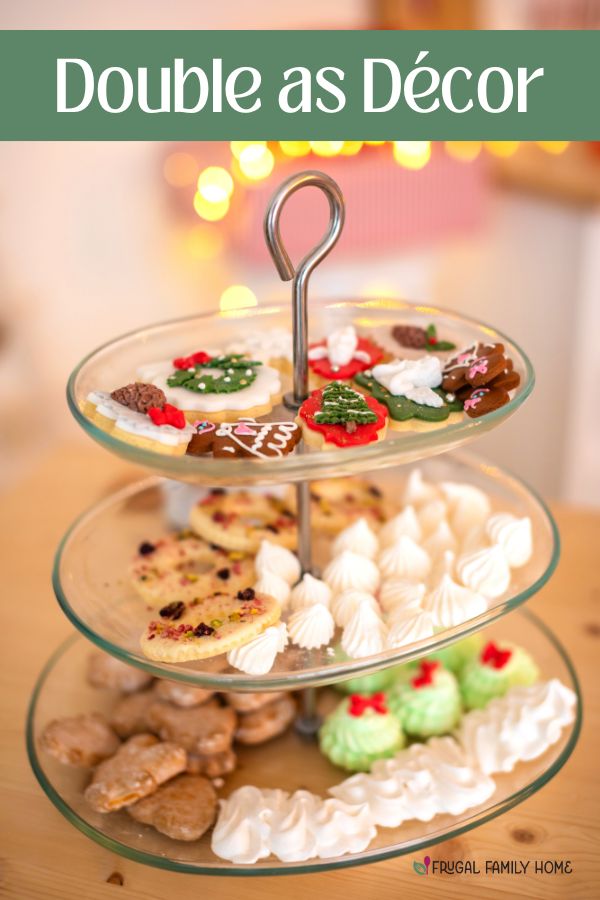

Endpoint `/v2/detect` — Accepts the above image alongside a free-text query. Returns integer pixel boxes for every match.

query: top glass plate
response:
[68,299,534,486]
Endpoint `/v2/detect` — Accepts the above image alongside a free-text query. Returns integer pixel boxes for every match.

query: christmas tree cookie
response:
[460,640,539,710]
[298,381,388,449]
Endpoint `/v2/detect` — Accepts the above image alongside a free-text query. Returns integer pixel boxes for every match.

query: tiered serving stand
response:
[28,172,580,874]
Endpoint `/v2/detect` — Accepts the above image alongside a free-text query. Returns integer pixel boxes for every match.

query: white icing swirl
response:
[323,551,380,595]
[211,786,286,863]
[379,506,422,547]
[456,544,511,599]
[311,798,376,858]
[341,602,387,659]
[378,579,425,615]
[331,590,380,628]
[456,679,577,775]
[486,513,533,568]
[226,328,293,364]
[287,603,335,649]
[290,573,332,611]
[441,482,492,539]
[403,468,440,507]
[226,623,288,675]
[371,357,443,406]
[308,325,371,368]
[422,520,457,559]
[254,570,291,608]
[255,541,301,586]
[386,610,435,648]
[269,791,319,862]
[377,536,431,582]
[423,574,487,628]
[331,737,495,826]
[332,518,379,560]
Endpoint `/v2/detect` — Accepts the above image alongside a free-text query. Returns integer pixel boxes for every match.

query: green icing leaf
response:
[426,339,456,352]
[354,372,463,422]
[314,381,378,425]
[166,354,262,394]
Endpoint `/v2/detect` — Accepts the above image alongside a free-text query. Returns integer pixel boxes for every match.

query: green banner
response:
[0,29,598,140]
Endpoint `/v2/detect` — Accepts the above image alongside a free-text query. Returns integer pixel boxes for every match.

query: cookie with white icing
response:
[308,325,384,385]
[226,327,293,373]
[187,417,302,458]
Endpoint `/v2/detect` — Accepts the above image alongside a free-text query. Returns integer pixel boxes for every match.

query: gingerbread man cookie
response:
[187,417,302,459]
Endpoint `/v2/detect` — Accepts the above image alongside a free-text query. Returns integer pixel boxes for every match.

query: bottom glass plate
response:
[27,609,581,876]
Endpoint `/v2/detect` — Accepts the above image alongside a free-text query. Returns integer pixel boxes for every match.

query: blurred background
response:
[1,0,599,506]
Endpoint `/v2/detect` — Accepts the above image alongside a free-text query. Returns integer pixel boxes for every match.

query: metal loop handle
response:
[264,170,345,408]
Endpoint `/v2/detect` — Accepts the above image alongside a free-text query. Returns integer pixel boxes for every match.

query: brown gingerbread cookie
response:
[128,773,217,841]
[224,690,288,714]
[235,694,296,745]
[442,342,505,392]
[40,713,120,768]
[187,417,302,459]
[153,680,215,708]
[110,690,156,739]
[87,651,154,694]
[146,699,237,755]
[462,386,510,418]
[187,748,238,778]
[84,734,187,813]
[464,352,507,388]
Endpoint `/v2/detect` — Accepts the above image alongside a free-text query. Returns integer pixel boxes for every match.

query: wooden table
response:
[1,443,598,900]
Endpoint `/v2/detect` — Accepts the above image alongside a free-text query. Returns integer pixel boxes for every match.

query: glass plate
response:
[53,453,559,690]
[27,609,581,875]
[67,299,534,486]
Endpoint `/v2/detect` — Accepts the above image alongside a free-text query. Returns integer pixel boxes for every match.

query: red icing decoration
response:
[173,351,212,370]
[308,336,384,380]
[299,388,387,448]
[411,659,440,689]
[148,403,186,430]
[481,641,512,670]
[348,692,388,717]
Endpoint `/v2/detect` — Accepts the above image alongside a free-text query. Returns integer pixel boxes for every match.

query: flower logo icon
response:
[413,855,431,875]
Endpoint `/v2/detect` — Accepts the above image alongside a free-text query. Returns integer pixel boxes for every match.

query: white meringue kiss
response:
[332,517,379,560]
[290,573,332,611]
[227,623,288,675]
[417,499,448,536]
[403,468,440,507]
[456,544,511,599]
[254,570,291,608]
[423,574,487,628]
[379,506,422,548]
[287,603,335,649]
[441,482,491,539]
[255,540,301,586]
[377,536,431,582]
[323,550,380,595]
[422,520,457,559]
[331,590,380,628]
[486,513,533,568]
[385,610,435,648]
[378,579,425,615]
[341,602,388,658]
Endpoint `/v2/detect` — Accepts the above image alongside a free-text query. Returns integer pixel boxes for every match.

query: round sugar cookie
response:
[189,490,296,552]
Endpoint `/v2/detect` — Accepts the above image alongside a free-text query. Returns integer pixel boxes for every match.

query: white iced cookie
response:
[323,551,380,595]
[255,541,301,586]
[331,590,380,628]
[423,574,487,628]
[377,536,431,582]
[417,499,448,535]
[456,545,511,599]
[371,356,443,406]
[341,603,387,658]
[227,623,288,675]
[287,603,335,649]
[456,679,577,775]
[378,579,425,616]
[254,570,291,608]
[441,482,491,539]
[379,506,422,548]
[422,520,457,559]
[386,610,435,648]
[332,518,379,560]
[83,390,195,455]
[290,573,332,612]
[308,324,372,369]
[403,468,440,507]
[226,327,293,370]
[486,513,533,568]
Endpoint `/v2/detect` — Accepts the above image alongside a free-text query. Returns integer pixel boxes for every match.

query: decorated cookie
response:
[387,660,462,738]
[308,325,384,383]
[298,382,388,449]
[128,772,217,841]
[187,748,238,778]
[87,651,154,694]
[429,634,483,675]
[110,691,156,739]
[146,699,237,755]
[461,385,511,419]
[235,694,296,745]
[442,342,504,392]
[130,533,255,607]
[355,358,463,431]
[83,386,195,455]
[442,342,520,420]
[137,352,281,422]
[392,323,456,353]
[84,733,187,813]
[40,713,120,767]
[291,477,390,535]
[140,589,281,663]
[187,417,302,459]
[189,489,296,552]
[460,640,539,710]
[319,693,405,772]
[226,327,293,373]
[153,681,215,708]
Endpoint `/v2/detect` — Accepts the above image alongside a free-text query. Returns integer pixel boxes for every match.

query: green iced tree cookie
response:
[314,380,378,426]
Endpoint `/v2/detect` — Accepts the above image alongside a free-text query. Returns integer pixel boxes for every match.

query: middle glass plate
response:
[53,453,558,690]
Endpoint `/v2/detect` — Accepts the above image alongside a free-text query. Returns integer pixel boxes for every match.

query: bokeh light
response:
[537,141,570,155]
[484,141,520,158]
[231,140,266,160]
[309,141,344,157]
[184,224,224,260]
[444,141,483,162]
[279,141,311,157]
[196,167,234,204]
[340,141,364,156]
[238,144,275,180]
[193,192,230,221]
[163,151,198,187]
[393,141,431,170]
[220,284,258,311]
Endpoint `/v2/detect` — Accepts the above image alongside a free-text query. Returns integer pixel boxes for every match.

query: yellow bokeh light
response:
[184,224,224,260]
[193,192,230,221]
[279,141,311,157]
[365,140,386,146]
[444,141,483,162]
[163,151,198,187]
[230,140,266,160]
[220,284,258,312]
[393,141,431,170]
[340,141,364,156]
[537,141,570,155]
[238,144,275,180]
[196,166,234,204]
[484,141,520,158]
[309,141,344,157]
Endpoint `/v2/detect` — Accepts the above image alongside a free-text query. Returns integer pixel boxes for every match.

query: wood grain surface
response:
[1,443,598,900]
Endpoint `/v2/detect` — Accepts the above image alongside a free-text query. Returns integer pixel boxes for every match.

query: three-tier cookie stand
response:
[27,171,581,874]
